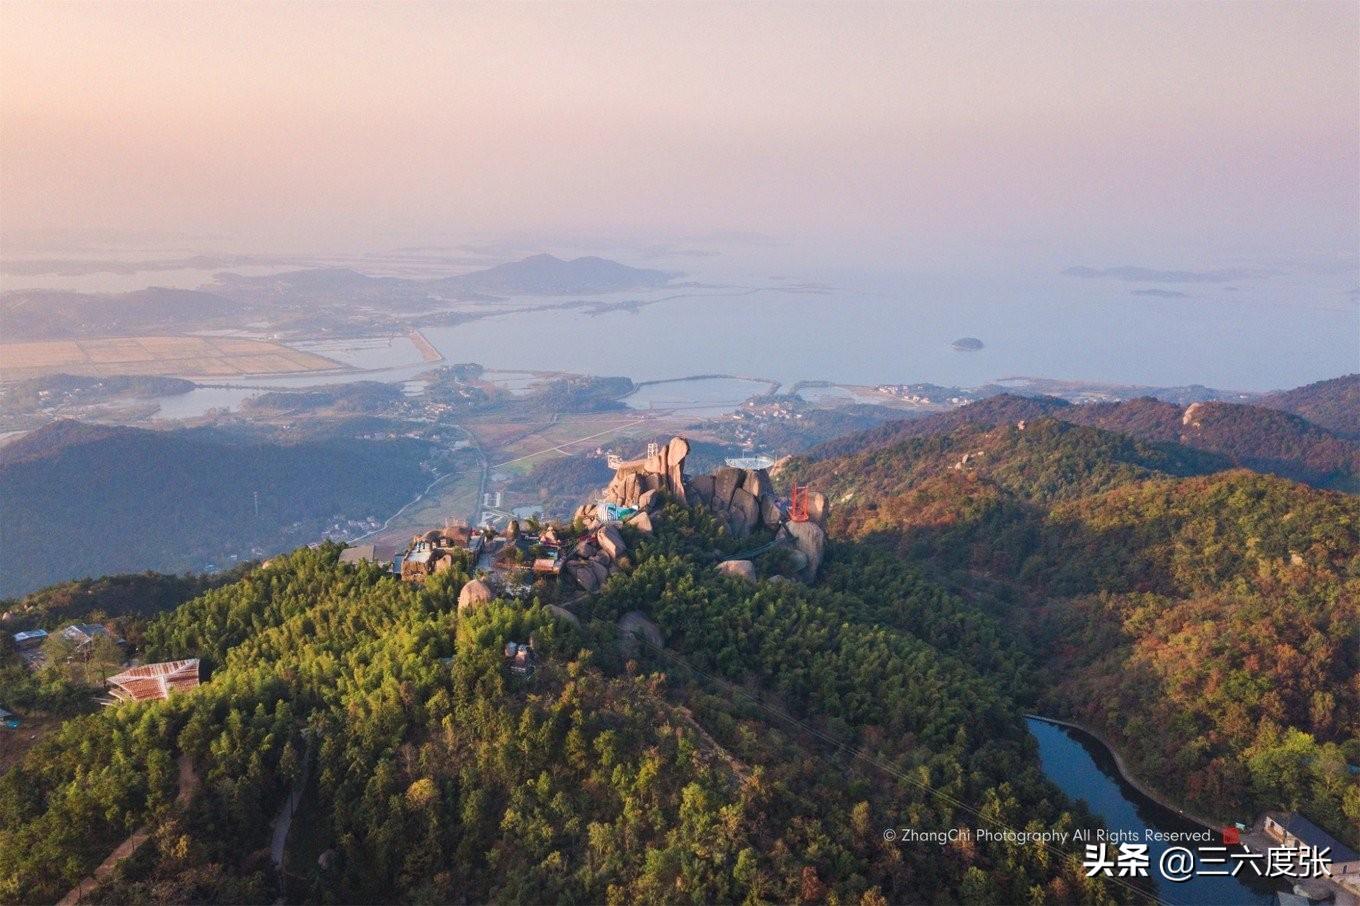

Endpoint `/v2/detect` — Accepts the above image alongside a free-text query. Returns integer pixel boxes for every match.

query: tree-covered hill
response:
[779,419,1360,848]
[0,533,1132,905]
[1060,398,1360,490]
[806,389,1360,491]
[1256,373,1360,440]
[801,418,1223,509]
[0,420,436,597]
[807,393,1071,460]
[0,572,240,637]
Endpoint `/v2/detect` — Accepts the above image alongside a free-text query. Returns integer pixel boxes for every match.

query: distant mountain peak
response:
[440,253,676,295]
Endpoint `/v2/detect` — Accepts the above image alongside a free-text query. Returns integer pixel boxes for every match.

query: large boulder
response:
[599,436,691,508]
[618,610,663,658]
[783,520,825,581]
[728,487,760,539]
[637,488,661,511]
[546,604,581,628]
[602,471,628,505]
[573,503,598,526]
[687,474,715,507]
[627,511,655,534]
[760,493,783,529]
[806,491,829,526]
[457,578,495,611]
[588,560,611,587]
[712,467,742,510]
[664,437,690,502]
[597,524,627,561]
[716,559,757,583]
[568,561,600,592]
[742,468,774,499]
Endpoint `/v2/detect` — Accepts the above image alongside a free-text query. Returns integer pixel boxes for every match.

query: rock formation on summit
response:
[686,464,785,540]
[608,436,690,506]
[574,436,830,584]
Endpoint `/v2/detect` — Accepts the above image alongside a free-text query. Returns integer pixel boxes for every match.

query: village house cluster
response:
[4,622,202,727]
[9,621,122,669]
[370,517,567,585]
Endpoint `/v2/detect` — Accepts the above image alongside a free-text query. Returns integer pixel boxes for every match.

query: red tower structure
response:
[788,484,810,522]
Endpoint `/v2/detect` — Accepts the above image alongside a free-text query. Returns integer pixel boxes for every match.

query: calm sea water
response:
[17,250,1348,421]
[415,270,1356,392]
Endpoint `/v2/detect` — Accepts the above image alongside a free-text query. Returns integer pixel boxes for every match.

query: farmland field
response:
[0,335,340,380]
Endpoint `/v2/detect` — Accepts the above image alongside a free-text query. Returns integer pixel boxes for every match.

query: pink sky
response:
[2,1,1356,264]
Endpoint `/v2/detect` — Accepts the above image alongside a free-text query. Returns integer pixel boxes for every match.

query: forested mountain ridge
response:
[780,418,1360,848]
[1,529,1132,905]
[802,417,1224,509]
[6,376,1357,903]
[807,393,1072,460]
[806,382,1360,492]
[1256,373,1360,440]
[1061,398,1360,490]
[0,420,436,597]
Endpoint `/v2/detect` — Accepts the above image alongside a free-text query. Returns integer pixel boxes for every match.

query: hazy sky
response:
[2,1,1357,267]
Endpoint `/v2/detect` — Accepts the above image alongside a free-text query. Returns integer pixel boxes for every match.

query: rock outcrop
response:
[579,435,831,585]
[618,610,663,658]
[804,490,828,526]
[545,604,581,627]
[685,460,789,542]
[559,521,634,593]
[457,578,494,611]
[781,521,825,582]
[597,524,626,561]
[565,560,601,592]
[600,436,691,509]
[727,487,761,538]
[716,559,757,582]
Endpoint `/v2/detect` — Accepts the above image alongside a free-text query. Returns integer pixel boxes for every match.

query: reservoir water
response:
[1026,717,1285,905]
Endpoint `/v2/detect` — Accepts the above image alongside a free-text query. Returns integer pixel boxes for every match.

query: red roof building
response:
[106,659,201,702]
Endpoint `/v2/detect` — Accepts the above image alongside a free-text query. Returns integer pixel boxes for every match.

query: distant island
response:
[1,253,678,343]
[952,336,985,352]
[437,253,675,296]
